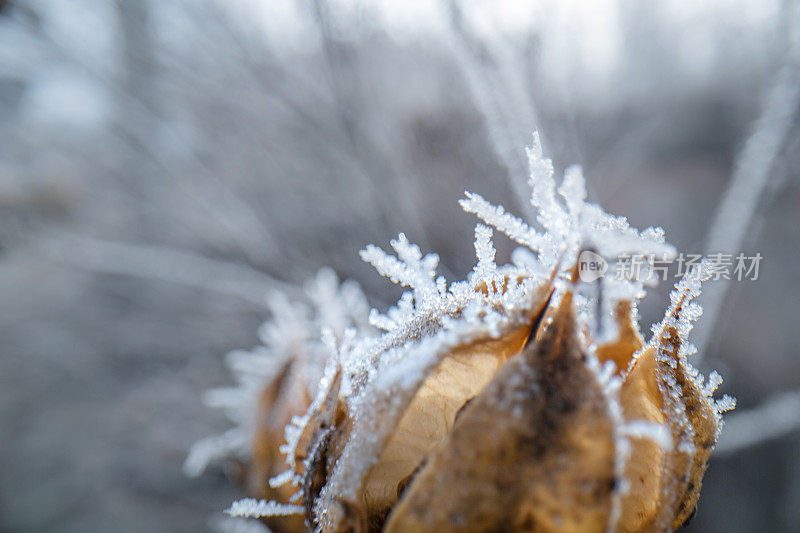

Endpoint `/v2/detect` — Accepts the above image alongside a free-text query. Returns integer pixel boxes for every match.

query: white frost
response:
[225,499,303,518]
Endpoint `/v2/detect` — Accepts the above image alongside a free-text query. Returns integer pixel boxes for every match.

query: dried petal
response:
[596,300,644,374]
[311,278,555,531]
[617,289,723,531]
[384,292,617,532]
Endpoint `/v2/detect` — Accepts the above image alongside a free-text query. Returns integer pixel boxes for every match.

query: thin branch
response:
[695,2,800,357]
[306,0,432,246]
[41,236,301,307]
[444,0,539,221]
[10,4,280,267]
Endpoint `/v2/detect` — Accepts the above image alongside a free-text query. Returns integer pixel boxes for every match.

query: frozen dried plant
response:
[185,267,374,519]
[201,134,734,532]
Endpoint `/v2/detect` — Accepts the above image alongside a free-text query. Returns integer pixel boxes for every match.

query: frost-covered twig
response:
[42,236,299,307]
[696,2,800,356]
[460,191,543,251]
[10,6,281,267]
[307,0,433,247]
[443,0,539,221]
[715,389,800,455]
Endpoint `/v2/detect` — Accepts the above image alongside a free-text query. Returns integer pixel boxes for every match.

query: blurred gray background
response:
[1,0,799,531]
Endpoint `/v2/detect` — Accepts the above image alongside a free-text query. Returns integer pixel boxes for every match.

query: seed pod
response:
[294,278,731,532]
[384,292,617,532]
[302,275,555,531]
[218,139,734,533]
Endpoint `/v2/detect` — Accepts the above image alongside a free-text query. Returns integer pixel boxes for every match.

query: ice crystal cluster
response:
[185,268,374,499]
[192,133,734,533]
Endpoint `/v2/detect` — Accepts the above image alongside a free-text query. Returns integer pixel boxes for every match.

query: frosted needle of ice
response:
[225,499,303,518]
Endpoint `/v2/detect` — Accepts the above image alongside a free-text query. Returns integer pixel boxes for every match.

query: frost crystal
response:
[647,261,733,422]
[184,268,373,477]
[225,499,303,518]
[462,132,676,308]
